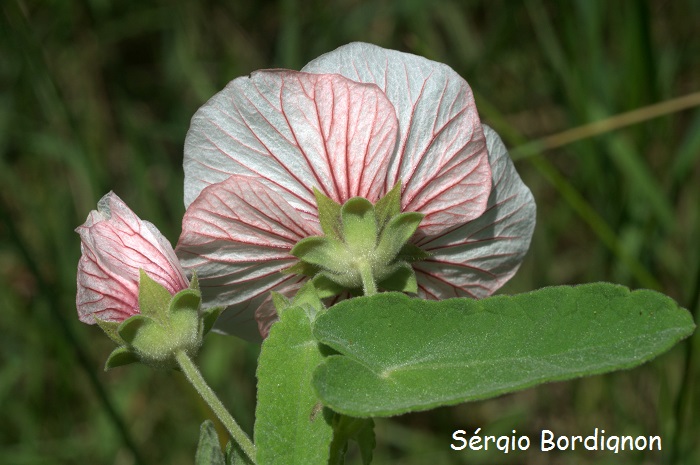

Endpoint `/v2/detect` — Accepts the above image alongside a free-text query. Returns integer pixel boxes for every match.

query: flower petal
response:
[412,125,536,299]
[302,42,492,235]
[76,192,188,324]
[176,175,321,340]
[183,70,399,211]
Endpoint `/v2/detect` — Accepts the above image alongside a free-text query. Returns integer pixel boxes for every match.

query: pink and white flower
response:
[76,192,189,324]
[176,43,535,340]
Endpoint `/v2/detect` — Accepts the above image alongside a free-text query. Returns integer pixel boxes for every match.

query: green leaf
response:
[104,346,138,370]
[292,281,325,320]
[255,306,334,464]
[355,419,375,465]
[195,420,225,465]
[271,291,291,312]
[312,284,695,417]
[314,188,343,240]
[138,269,172,321]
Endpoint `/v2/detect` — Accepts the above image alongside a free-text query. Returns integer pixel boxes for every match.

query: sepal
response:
[104,345,139,370]
[117,314,152,345]
[311,274,347,299]
[340,197,378,254]
[291,236,351,274]
[138,269,171,321]
[314,188,343,240]
[95,318,124,345]
[375,212,424,261]
[102,270,210,370]
[201,306,223,336]
[374,181,401,230]
[377,263,418,293]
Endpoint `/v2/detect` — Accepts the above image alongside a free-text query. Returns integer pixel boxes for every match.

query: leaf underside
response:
[312,283,695,417]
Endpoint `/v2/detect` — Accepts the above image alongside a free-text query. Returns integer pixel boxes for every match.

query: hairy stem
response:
[358,260,377,296]
[175,350,256,463]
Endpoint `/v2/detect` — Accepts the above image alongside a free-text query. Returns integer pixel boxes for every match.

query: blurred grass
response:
[1,0,699,464]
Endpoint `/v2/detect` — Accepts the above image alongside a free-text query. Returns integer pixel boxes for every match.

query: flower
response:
[76,192,189,325]
[176,42,536,340]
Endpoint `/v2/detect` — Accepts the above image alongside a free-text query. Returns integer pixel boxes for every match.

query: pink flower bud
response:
[76,192,189,324]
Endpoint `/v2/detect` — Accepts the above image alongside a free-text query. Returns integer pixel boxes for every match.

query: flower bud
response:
[76,192,220,369]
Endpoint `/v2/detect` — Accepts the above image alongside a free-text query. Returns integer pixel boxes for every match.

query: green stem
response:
[358,260,377,296]
[175,350,257,463]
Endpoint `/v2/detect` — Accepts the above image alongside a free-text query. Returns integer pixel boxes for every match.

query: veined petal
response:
[176,175,321,340]
[413,125,536,299]
[183,70,399,211]
[302,42,492,235]
[76,192,189,324]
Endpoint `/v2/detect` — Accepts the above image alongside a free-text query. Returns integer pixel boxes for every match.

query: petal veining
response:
[412,125,536,299]
[177,175,321,340]
[302,42,492,235]
[183,70,399,211]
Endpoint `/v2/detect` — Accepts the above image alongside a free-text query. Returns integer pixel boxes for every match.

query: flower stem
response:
[175,350,256,463]
[358,260,377,296]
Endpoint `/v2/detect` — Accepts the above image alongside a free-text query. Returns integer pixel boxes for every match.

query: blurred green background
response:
[1,0,699,464]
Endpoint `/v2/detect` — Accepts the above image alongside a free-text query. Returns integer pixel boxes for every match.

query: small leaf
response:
[138,269,172,321]
[271,292,291,312]
[355,419,375,465]
[255,307,333,464]
[104,346,138,370]
[312,284,695,417]
[314,187,343,240]
[195,420,225,465]
[328,416,375,465]
[292,281,325,320]
[117,314,152,345]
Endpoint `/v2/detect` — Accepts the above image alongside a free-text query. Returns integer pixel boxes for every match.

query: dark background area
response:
[1,1,699,464]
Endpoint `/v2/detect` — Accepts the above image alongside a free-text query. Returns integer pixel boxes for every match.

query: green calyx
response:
[290,184,427,296]
[101,271,222,370]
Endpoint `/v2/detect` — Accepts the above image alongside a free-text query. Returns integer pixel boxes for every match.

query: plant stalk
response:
[175,350,257,463]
